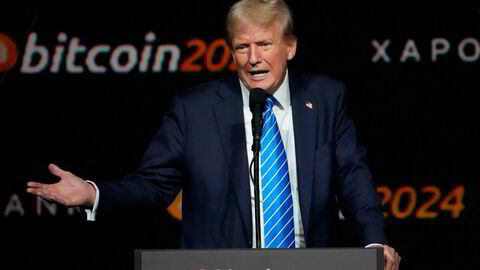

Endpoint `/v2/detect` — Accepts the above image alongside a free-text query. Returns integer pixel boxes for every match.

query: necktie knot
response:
[264,96,276,112]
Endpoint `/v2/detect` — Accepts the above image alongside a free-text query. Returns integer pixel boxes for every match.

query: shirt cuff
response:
[84,180,99,221]
[365,243,384,248]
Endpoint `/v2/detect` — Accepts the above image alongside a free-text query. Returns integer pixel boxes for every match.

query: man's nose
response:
[248,45,261,66]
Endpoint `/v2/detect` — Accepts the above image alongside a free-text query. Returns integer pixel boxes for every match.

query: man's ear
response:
[287,38,297,60]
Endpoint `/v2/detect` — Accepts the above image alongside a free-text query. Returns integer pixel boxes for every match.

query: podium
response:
[135,248,384,270]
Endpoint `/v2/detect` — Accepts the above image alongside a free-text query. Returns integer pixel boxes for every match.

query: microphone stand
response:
[252,138,261,249]
[249,88,268,249]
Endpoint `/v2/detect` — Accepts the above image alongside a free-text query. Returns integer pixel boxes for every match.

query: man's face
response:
[231,20,296,94]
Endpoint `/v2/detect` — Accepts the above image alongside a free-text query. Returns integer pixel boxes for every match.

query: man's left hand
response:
[382,244,401,270]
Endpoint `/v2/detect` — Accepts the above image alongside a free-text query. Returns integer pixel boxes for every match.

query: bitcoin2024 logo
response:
[0,33,18,72]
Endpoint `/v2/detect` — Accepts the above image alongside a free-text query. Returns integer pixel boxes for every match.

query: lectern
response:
[135,248,384,270]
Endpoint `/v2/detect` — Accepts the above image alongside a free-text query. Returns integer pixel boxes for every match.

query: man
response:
[27,0,400,269]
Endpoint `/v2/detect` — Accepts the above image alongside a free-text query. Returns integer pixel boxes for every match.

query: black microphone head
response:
[249,88,269,112]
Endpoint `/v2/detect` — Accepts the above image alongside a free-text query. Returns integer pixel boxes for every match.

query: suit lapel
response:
[213,77,252,244]
[290,72,317,240]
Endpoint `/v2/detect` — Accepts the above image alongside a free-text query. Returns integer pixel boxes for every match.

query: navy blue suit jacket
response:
[95,71,387,248]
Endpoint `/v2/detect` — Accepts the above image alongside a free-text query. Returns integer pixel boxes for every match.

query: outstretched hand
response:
[26,164,96,207]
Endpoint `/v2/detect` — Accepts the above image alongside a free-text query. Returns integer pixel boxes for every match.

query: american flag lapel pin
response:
[305,101,313,109]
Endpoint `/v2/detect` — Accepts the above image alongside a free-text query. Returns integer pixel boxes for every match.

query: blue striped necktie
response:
[260,96,295,248]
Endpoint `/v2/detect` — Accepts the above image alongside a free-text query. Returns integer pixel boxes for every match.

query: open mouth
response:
[248,70,269,79]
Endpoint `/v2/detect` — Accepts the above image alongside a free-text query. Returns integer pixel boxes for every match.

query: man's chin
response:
[243,80,273,92]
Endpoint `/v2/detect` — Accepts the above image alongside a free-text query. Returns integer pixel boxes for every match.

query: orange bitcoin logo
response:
[0,33,18,72]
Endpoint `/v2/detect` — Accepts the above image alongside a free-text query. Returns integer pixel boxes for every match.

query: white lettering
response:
[431,38,450,62]
[21,33,49,73]
[4,193,24,217]
[50,32,68,73]
[110,45,137,73]
[400,39,421,62]
[139,32,156,72]
[458,37,480,62]
[36,196,57,216]
[152,45,180,72]
[371,39,391,63]
[67,207,80,216]
[86,45,110,73]
[66,37,86,73]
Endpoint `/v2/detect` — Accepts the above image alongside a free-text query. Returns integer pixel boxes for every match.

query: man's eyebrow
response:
[234,42,249,48]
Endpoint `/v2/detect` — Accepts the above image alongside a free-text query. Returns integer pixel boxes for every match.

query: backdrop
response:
[1,2,478,269]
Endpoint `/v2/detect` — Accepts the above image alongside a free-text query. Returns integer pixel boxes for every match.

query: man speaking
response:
[27,0,400,269]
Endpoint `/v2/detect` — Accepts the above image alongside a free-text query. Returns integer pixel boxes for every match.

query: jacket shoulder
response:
[290,70,346,100]
[177,79,223,101]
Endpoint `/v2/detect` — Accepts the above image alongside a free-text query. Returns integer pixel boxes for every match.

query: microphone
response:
[249,88,269,152]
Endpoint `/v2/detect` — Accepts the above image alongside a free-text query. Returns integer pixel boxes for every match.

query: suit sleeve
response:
[94,96,186,218]
[333,84,388,245]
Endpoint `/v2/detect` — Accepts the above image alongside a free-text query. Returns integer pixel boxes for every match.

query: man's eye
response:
[235,46,248,52]
[259,44,272,49]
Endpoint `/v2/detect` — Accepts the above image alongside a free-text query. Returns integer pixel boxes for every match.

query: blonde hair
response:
[226,0,296,47]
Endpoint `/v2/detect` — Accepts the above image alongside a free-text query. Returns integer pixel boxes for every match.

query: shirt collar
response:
[240,70,291,110]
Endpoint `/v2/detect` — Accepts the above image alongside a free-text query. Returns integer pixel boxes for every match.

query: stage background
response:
[1,2,478,269]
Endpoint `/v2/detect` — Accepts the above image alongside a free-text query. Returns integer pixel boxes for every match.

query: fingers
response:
[383,245,401,270]
[27,186,67,206]
[385,252,394,270]
[396,251,401,270]
[48,163,69,178]
[27,184,66,205]
[25,164,73,205]
[26,164,91,207]
[26,180,54,199]
[26,185,55,201]
[27,181,47,188]
[26,181,48,195]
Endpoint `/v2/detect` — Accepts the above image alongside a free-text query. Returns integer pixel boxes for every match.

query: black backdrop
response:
[1,2,478,269]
